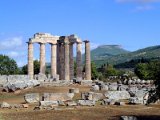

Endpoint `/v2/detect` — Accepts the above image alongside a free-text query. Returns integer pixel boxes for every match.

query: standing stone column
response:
[57,43,60,75]
[76,42,82,80]
[59,43,65,80]
[40,43,46,74]
[69,43,74,80]
[64,42,70,80]
[51,43,57,77]
[28,42,34,79]
[84,40,91,80]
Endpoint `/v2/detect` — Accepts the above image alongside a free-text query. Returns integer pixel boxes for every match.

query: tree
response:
[74,61,77,77]
[134,63,150,80]
[135,61,160,104]
[91,61,99,80]
[21,60,40,74]
[104,64,120,77]
[0,55,19,75]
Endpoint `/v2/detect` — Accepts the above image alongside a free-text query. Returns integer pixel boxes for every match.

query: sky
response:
[0,0,160,67]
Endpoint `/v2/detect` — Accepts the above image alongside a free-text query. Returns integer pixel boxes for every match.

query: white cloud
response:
[133,5,154,11]
[0,36,23,50]
[116,0,160,3]
[116,0,159,11]
[7,51,26,58]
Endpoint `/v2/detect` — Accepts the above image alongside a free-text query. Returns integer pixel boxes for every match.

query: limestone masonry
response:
[27,33,91,80]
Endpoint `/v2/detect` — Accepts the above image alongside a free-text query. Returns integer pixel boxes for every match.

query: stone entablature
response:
[29,33,59,44]
[27,33,91,81]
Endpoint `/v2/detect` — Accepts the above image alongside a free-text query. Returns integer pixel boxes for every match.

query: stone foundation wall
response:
[0,75,29,85]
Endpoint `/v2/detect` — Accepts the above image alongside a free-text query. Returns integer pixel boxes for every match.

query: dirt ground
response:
[0,85,160,120]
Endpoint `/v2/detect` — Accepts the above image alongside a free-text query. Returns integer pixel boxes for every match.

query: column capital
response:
[69,42,74,45]
[50,43,57,45]
[83,40,90,43]
[39,42,45,45]
[26,41,33,44]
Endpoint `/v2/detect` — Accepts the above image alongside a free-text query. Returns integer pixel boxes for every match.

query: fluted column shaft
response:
[64,42,70,80]
[57,43,60,75]
[59,43,64,80]
[76,42,82,80]
[51,43,57,77]
[69,43,74,80]
[28,42,34,79]
[40,43,46,74]
[84,40,91,80]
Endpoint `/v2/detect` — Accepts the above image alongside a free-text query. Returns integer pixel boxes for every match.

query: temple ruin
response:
[27,33,91,80]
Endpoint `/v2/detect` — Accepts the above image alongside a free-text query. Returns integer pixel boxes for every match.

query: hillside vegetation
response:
[92,45,160,67]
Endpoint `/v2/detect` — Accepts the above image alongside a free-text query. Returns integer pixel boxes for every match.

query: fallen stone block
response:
[78,100,95,106]
[81,80,93,86]
[104,91,130,100]
[120,116,138,120]
[24,93,40,103]
[108,84,118,91]
[43,93,74,101]
[81,92,103,101]
[11,104,23,109]
[14,82,27,90]
[129,97,144,104]
[100,84,108,91]
[102,99,115,105]
[67,101,77,106]
[91,85,99,91]
[58,100,66,106]
[1,102,10,108]
[118,85,128,91]
[22,104,29,108]
[40,101,59,108]
[36,73,47,81]
[3,80,40,92]
[92,93,104,101]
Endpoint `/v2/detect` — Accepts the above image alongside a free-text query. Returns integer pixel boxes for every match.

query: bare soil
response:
[0,85,159,120]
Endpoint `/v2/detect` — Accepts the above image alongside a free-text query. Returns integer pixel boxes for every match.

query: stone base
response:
[40,80,73,86]
[34,74,47,81]
[81,80,93,86]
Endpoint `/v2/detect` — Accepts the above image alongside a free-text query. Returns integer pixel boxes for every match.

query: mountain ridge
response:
[92,45,160,66]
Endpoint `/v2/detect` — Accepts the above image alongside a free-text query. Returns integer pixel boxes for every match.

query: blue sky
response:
[0,0,160,66]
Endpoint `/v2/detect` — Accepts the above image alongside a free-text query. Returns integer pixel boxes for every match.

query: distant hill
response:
[90,45,130,61]
[93,45,160,67]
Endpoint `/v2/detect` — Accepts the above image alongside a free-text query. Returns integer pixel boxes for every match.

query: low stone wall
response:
[0,75,29,86]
